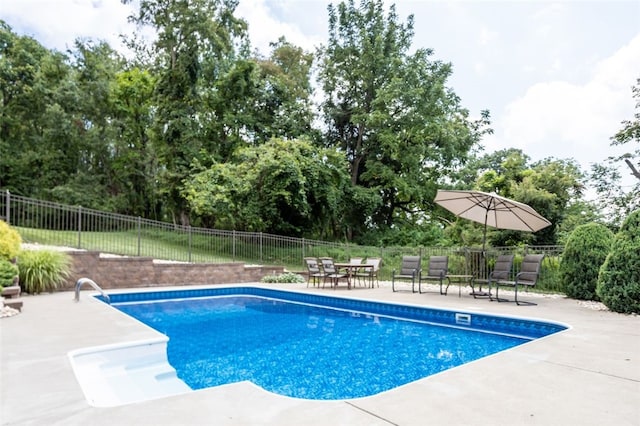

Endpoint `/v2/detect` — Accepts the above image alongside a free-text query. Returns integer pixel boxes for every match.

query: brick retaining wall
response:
[61,251,284,290]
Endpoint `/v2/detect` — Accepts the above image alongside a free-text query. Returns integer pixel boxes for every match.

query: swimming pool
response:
[69,287,567,405]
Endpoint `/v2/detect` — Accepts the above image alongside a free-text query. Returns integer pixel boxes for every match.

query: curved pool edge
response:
[68,337,191,407]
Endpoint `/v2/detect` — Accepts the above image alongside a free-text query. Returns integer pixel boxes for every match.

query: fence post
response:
[5,190,10,224]
[233,230,236,261]
[137,217,141,257]
[77,206,82,249]
[260,232,263,263]
[188,226,192,263]
[301,238,305,266]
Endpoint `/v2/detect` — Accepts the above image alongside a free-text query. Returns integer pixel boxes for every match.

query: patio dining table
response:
[334,263,376,289]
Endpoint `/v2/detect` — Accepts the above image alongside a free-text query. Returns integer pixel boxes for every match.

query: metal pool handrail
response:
[74,278,110,304]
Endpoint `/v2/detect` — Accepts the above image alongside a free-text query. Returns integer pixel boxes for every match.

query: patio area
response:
[1,282,639,425]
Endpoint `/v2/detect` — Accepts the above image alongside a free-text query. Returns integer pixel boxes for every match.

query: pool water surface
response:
[106,288,566,400]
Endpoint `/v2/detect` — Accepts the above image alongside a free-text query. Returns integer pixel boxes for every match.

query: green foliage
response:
[537,256,563,293]
[318,0,489,240]
[560,223,613,300]
[0,258,18,288]
[261,272,305,284]
[0,220,22,260]
[184,138,351,238]
[470,150,586,246]
[124,0,248,224]
[597,210,640,314]
[555,201,603,245]
[18,250,72,294]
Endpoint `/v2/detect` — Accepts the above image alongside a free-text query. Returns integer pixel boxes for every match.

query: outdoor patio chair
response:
[320,258,348,289]
[356,257,382,288]
[391,256,421,293]
[491,254,544,305]
[304,257,325,288]
[349,257,365,286]
[418,256,450,295]
[470,254,514,298]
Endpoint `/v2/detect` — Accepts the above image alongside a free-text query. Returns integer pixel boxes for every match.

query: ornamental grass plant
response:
[18,250,72,294]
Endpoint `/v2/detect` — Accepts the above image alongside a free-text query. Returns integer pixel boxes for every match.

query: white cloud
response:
[1,0,134,52]
[235,0,325,54]
[477,26,497,46]
[489,33,640,174]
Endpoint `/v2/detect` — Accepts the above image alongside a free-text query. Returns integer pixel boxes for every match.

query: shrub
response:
[18,250,72,294]
[560,223,614,300]
[596,210,640,314]
[0,258,18,288]
[0,220,22,260]
[261,272,305,284]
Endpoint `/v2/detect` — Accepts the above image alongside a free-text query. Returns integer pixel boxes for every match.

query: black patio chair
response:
[491,254,544,305]
[418,256,450,295]
[391,255,421,293]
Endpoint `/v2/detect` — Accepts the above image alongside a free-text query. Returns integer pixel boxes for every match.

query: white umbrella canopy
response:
[434,189,552,249]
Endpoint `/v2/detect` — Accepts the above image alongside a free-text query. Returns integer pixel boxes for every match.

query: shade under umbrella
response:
[434,189,552,250]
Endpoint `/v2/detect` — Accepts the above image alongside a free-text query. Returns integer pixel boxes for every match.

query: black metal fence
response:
[1,190,563,289]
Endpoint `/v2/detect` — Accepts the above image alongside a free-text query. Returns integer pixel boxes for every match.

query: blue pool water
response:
[107,287,566,400]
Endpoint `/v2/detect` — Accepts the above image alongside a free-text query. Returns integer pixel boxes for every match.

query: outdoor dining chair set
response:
[304,257,382,289]
[391,253,545,305]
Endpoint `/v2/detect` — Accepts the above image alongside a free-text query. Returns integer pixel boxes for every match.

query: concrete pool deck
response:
[1,282,639,426]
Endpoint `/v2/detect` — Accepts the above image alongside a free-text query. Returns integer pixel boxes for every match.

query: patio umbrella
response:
[434,189,552,251]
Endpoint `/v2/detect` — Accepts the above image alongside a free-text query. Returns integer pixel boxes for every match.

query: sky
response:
[2,0,639,193]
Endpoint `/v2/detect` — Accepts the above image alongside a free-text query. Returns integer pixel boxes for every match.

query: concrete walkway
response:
[1,283,639,426]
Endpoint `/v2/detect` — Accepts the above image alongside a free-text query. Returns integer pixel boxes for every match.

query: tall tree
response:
[202,37,317,161]
[318,0,490,240]
[110,67,160,218]
[251,37,317,143]
[54,40,126,208]
[123,0,247,225]
[590,78,640,225]
[0,22,87,200]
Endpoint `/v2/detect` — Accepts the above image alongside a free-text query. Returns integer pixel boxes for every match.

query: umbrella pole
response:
[482,209,489,256]
[481,210,489,285]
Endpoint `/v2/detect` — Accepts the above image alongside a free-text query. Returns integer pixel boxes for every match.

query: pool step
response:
[68,338,191,407]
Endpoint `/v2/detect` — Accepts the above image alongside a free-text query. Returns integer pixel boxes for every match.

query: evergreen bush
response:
[18,250,72,294]
[0,258,19,288]
[0,220,22,260]
[596,210,640,314]
[560,223,614,300]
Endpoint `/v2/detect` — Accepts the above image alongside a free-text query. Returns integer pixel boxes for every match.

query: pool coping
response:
[1,282,639,425]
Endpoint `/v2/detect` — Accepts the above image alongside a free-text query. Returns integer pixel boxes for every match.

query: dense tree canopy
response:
[184,138,350,237]
[0,0,626,246]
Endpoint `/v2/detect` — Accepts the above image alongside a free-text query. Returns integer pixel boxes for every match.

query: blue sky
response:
[2,0,639,192]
